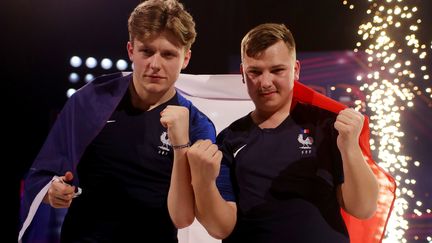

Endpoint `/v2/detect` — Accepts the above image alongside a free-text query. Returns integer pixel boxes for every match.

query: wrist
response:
[171,141,191,150]
[192,179,215,192]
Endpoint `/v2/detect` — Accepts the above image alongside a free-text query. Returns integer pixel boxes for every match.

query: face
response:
[127,31,191,99]
[241,40,300,115]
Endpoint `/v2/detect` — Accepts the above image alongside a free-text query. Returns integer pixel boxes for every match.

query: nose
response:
[149,54,161,70]
[259,72,273,89]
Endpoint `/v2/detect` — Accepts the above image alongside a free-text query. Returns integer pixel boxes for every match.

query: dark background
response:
[3,0,431,242]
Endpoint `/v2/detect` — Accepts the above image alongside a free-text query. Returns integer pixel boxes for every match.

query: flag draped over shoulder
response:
[293,81,397,243]
[172,73,397,243]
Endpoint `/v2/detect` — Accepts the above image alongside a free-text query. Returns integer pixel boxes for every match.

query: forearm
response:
[168,148,195,228]
[340,146,379,219]
[193,182,236,239]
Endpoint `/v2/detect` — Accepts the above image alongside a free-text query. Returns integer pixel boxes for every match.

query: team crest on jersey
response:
[297,128,314,155]
[158,131,171,155]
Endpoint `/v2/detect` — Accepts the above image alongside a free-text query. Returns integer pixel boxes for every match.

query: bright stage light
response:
[116,59,128,71]
[70,56,82,68]
[85,74,94,83]
[67,55,131,92]
[85,57,97,69]
[66,88,76,98]
[68,73,79,83]
[101,58,113,70]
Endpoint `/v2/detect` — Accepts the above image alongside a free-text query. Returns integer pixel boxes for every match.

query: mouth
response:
[144,74,166,82]
[146,74,164,79]
[260,90,277,97]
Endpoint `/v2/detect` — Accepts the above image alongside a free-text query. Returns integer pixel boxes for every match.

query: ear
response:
[294,60,301,81]
[127,41,134,62]
[240,64,245,83]
[181,50,192,69]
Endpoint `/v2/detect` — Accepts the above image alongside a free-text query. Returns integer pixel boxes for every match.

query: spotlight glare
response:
[85,74,95,83]
[85,57,97,69]
[70,56,82,68]
[101,58,113,70]
[68,73,79,83]
[116,59,128,71]
[66,88,76,98]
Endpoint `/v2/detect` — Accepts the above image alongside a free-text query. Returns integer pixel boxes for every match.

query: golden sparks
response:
[343,0,431,242]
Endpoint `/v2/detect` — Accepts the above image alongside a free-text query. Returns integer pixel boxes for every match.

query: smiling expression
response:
[241,40,300,116]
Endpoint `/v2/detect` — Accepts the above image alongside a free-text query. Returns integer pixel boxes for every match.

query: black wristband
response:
[171,141,191,150]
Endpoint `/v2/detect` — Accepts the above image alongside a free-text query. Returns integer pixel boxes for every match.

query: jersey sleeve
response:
[215,129,236,202]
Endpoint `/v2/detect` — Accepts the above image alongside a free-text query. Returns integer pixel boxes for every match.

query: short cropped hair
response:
[241,23,296,60]
[128,0,196,50]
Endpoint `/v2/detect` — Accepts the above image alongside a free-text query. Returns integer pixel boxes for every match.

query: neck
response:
[129,83,176,111]
[251,110,290,129]
[252,100,293,129]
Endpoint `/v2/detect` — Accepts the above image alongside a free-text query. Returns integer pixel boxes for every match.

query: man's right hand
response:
[43,171,76,208]
[187,139,222,188]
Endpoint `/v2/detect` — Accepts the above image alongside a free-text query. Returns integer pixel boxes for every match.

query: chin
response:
[144,83,167,92]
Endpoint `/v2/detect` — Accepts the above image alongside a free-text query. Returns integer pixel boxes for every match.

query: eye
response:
[140,48,154,57]
[247,70,261,77]
[272,68,285,74]
[161,51,178,59]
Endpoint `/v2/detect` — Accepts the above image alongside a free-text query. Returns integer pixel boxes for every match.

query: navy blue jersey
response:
[20,72,216,242]
[60,90,215,242]
[216,102,349,243]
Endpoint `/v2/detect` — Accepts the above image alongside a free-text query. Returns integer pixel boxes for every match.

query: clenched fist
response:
[44,171,76,208]
[160,105,190,148]
[334,108,364,152]
[187,139,223,187]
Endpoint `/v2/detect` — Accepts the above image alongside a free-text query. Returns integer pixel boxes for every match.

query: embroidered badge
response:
[297,128,314,155]
[158,131,171,155]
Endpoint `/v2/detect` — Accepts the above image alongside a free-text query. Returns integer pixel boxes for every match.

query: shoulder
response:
[217,114,253,143]
[227,113,254,131]
[176,91,209,122]
[292,102,338,124]
[176,91,193,107]
[73,72,131,97]
[176,92,217,141]
[90,72,130,85]
[64,72,131,114]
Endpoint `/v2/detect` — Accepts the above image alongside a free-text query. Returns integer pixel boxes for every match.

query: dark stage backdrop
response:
[4,0,431,242]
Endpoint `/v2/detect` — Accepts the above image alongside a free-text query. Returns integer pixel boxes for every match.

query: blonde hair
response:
[128,0,196,50]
